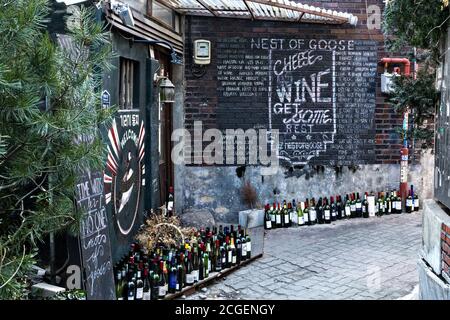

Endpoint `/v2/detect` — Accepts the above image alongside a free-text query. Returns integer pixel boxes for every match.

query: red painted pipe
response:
[380,57,412,212]
[380,58,411,77]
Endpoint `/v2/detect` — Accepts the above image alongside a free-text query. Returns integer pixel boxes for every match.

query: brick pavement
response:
[185,212,422,300]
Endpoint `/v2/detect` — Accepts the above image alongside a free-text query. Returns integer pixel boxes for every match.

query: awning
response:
[160,0,358,26]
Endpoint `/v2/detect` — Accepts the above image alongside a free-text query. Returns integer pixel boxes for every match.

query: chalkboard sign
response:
[216,37,378,166]
[75,170,116,300]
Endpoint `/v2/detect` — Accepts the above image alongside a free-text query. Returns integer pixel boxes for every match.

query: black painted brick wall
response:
[184,0,404,166]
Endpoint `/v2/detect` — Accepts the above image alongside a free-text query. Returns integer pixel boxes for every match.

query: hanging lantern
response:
[159,77,175,103]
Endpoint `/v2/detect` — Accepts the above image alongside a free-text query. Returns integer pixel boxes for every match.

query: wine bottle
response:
[235,234,242,265]
[220,241,227,267]
[367,192,376,217]
[115,270,124,300]
[304,199,310,226]
[270,202,277,227]
[230,237,237,266]
[215,240,222,271]
[226,237,232,268]
[395,190,402,214]
[385,191,392,215]
[151,264,160,300]
[135,269,144,300]
[363,192,369,218]
[264,204,272,230]
[406,188,413,213]
[382,192,387,215]
[276,203,282,228]
[413,186,419,212]
[127,272,136,300]
[388,191,394,214]
[309,198,317,225]
[281,200,287,228]
[158,261,167,299]
[198,246,204,281]
[380,192,385,215]
[291,200,298,226]
[387,191,394,214]
[245,229,251,260]
[377,192,383,217]
[336,195,343,220]
[192,243,199,283]
[205,241,212,273]
[285,202,292,227]
[297,201,305,226]
[317,198,324,224]
[330,196,337,222]
[218,225,224,243]
[185,251,195,286]
[168,259,177,294]
[356,193,362,218]
[203,247,209,278]
[350,193,356,218]
[178,254,186,291]
[324,197,331,224]
[344,195,351,219]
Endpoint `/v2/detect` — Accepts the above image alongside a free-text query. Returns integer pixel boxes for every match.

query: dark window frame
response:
[147,0,181,34]
[119,57,140,110]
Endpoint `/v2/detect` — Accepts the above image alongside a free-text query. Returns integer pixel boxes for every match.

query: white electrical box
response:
[194,40,211,65]
[381,72,400,94]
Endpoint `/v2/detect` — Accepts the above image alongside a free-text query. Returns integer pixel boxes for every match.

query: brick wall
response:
[184,0,407,166]
[442,223,450,282]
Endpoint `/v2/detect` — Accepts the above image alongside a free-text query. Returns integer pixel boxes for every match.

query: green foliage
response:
[383,0,449,59]
[29,287,86,300]
[47,289,87,300]
[0,0,115,299]
[389,66,439,148]
[383,1,444,149]
[0,136,7,160]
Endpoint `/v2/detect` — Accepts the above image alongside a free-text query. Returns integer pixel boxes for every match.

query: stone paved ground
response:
[186,212,422,300]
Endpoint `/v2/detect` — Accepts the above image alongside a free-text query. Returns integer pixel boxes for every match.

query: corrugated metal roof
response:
[160,0,358,26]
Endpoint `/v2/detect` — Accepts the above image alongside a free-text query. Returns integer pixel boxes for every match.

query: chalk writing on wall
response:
[216,37,378,165]
[76,170,116,300]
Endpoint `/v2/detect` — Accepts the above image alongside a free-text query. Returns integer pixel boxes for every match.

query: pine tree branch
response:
[0,248,6,275]
[1,143,24,164]
[0,181,20,191]
[13,173,47,207]
[0,245,26,290]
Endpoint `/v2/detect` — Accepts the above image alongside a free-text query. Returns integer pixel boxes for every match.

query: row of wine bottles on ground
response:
[264,185,419,229]
[114,225,251,300]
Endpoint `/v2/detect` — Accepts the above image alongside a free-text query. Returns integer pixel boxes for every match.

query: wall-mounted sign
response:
[101,90,111,109]
[75,170,116,300]
[104,110,146,262]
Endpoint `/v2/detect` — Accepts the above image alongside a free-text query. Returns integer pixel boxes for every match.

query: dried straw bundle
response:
[136,212,196,252]
[241,180,258,209]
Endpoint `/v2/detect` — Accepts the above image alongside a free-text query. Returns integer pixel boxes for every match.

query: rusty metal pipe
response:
[380,58,411,76]
[380,57,412,210]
